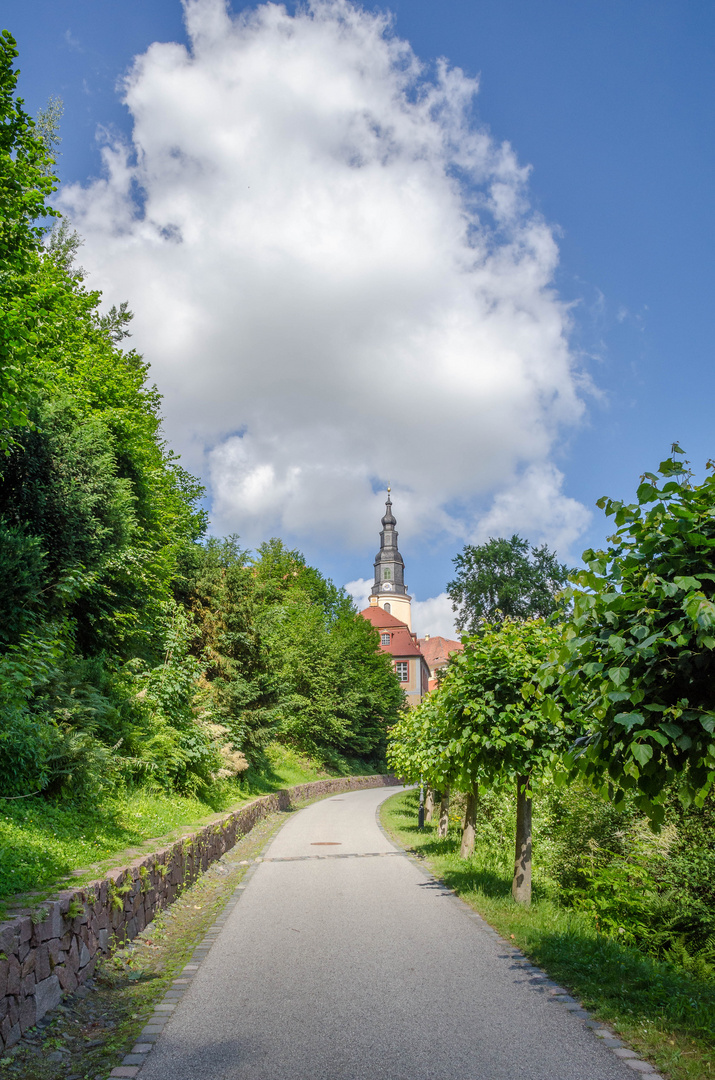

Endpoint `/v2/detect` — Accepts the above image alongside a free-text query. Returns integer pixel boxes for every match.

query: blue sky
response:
[5,1,714,634]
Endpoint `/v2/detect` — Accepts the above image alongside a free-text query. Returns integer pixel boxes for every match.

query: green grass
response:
[0,741,365,913]
[381,788,715,1080]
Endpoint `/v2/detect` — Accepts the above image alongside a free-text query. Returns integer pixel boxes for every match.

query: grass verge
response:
[0,742,369,913]
[0,800,300,1079]
[380,788,715,1080]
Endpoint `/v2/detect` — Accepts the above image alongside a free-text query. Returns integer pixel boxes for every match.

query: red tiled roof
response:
[360,607,425,658]
[417,635,464,671]
[360,606,410,630]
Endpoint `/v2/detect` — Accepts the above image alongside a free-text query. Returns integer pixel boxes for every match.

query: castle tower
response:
[369,488,412,629]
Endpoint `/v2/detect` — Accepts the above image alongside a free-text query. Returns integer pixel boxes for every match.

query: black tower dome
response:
[371,489,407,597]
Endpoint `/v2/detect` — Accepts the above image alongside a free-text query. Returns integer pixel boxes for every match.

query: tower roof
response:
[381,490,397,527]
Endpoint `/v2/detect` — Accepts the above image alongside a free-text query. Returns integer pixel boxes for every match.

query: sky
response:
[5,0,715,637]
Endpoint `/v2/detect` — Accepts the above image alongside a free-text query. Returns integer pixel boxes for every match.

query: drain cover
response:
[310,842,342,846]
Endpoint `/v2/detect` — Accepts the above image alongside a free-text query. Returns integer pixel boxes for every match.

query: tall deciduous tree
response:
[389,619,572,902]
[546,447,715,826]
[448,534,570,634]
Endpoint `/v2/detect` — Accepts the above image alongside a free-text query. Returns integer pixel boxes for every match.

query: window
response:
[383,603,391,613]
[381,633,390,646]
[395,661,409,682]
[383,568,392,580]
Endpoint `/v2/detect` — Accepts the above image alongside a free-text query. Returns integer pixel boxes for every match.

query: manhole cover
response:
[311,842,342,846]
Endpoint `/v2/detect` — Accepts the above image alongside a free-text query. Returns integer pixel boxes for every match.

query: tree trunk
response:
[425,787,435,823]
[437,786,450,839]
[512,774,532,905]
[460,785,478,858]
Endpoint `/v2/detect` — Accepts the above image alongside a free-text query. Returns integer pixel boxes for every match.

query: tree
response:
[448,534,570,634]
[547,447,715,827]
[0,31,58,448]
[388,619,572,902]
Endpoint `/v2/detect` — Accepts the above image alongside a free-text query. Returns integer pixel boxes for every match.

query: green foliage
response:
[0,30,58,446]
[447,534,570,633]
[549,448,715,824]
[184,537,404,767]
[388,618,571,791]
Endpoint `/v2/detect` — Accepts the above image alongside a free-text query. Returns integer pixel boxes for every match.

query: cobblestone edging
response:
[0,773,400,1054]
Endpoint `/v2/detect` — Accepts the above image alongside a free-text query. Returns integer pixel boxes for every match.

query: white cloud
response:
[59,0,589,556]
[472,462,591,558]
[344,577,372,613]
[411,593,458,639]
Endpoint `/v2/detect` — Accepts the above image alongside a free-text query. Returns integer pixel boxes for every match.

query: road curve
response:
[138,785,638,1080]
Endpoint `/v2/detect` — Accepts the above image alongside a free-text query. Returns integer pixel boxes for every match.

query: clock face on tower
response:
[382,582,393,591]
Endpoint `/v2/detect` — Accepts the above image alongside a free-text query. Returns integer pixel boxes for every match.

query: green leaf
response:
[630,742,653,766]
[608,666,630,687]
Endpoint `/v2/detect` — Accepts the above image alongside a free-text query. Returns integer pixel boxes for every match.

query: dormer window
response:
[381,633,390,646]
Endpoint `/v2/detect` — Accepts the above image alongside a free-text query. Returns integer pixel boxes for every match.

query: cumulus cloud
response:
[59,0,588,557]
[471,462,591,556]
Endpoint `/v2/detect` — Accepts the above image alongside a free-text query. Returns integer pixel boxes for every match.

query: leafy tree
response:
[389,619,572,903]
[547,447,715,827]
[180,537,403,769]
[448,534,570,634]
[0,30,58,447]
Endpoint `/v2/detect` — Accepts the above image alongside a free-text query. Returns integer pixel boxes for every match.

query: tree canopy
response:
[545,448,715,826]
[447,534,570,634]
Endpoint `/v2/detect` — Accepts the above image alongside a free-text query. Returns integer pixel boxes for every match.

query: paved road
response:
[140,786,638,1080]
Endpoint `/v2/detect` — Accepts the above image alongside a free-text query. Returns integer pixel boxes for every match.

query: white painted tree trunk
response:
[425,787,435,823]
[460,786,477,858]
[512,774,532,905]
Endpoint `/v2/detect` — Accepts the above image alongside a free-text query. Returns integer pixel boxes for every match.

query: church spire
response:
[370,488,412,628]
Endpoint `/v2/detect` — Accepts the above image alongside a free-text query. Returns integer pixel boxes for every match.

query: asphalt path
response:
[139,786,638,1080]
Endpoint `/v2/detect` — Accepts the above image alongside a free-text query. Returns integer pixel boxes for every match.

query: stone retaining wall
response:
[0,774,400,1053]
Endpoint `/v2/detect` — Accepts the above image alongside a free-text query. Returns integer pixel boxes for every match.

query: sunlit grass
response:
[0,741,364,910]
[381,788,715,1080]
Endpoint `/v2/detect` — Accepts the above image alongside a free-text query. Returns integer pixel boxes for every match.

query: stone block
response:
[67,937,79,974]
[34,975,61,1022]
[8,997,19,1027]
[18,942,30,963]
[57,966,77,993]
[78,954,96,982]
[126,918,137,941]
[98,929,109,953]
[18,917,32,945]
[19,994,36,1033]
[79,942,91,968]
[36,903,62,943]
[47,938,61,967]
[6,956,20,996]
[35,944,51,982]
[21,972,36,997]
[0,958,8,998]
[3,1020,21,1050]
[0,996,7,1021]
